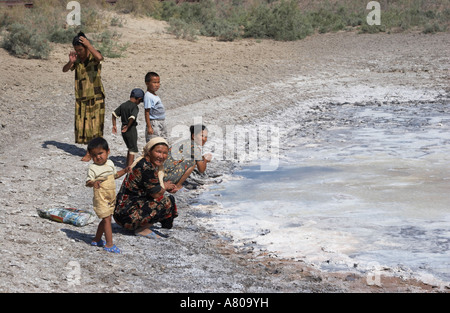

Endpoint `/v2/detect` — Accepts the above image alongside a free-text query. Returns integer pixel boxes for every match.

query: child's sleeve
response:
[86,165,96,183]
[130,105,139,120]
[108,160,117,177]
[113,105,121,119]
[143,93,150,109]
[144,93,155,110]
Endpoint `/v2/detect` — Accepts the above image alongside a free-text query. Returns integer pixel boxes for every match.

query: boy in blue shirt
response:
[144,72,168,142]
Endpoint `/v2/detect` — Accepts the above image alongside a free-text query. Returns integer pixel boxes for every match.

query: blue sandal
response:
[91,240,106,247]
[103,244,121,254]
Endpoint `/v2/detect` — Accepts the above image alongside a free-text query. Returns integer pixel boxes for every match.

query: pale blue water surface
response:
[195,102,450,286]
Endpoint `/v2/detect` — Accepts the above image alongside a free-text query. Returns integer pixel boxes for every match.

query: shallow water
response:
[195,102,450,286]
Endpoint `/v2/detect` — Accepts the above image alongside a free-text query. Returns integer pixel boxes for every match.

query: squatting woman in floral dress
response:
[114,137,178,238]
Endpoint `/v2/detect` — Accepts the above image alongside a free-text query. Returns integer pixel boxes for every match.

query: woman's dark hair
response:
[72,32,87,47]
[190,124,207,137]
[87,137,109,152]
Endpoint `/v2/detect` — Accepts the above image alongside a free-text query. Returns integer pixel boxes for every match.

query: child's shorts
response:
[122,126,139,154]
[93,175,116,219]
[146,119,168,142]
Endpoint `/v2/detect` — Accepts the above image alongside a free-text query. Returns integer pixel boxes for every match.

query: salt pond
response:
[194,102,450,287]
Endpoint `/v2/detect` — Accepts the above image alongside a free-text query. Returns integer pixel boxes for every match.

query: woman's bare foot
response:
[135,226,161,239]
[81,151,91,162]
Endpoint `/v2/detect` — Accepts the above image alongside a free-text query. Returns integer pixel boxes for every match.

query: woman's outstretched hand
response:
[164,181,181,193]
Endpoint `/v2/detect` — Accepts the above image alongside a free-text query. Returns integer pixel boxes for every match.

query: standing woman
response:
[63,32,105,162]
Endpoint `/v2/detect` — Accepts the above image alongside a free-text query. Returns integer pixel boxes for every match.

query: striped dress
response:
[71,52,105,144]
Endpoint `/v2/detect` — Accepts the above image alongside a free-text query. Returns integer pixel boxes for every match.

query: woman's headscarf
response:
[131,137,168,187]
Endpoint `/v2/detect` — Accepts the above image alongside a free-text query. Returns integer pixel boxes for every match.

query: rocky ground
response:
[0,15,449,293]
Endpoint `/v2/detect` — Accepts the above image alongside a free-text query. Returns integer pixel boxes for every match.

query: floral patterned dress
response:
[163,139,201,184]
[114,158,177,230]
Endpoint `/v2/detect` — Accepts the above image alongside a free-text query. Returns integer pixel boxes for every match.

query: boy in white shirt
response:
[144,72,168,142]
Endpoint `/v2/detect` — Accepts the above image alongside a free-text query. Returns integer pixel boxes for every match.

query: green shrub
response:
[110,16,125,27]
[93,30,129,58]
[167,18,199,41]
[2,22,51,59]
[423,22,444,33]
[308,7,347,33]
[80,6,108,32]
[0,11,17,29]
[242,4,274,39]
[2,0,448,60]
[0,1,117,59]
[48,26,80,44]
[154,0,179,20]
[154,0,448,42]
[359,23,386,34]
[243,0,313,41]
[174,0,217,26]
[202,18,241,41]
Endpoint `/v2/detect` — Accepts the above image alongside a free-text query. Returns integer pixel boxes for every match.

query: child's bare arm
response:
[86,180,102,189]
[112,114,117,134]
[145,109,153,134]
[79,36,104,62]
[122,117,135,133]
[115,166,131,179]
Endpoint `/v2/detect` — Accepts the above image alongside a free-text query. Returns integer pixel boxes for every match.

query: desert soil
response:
[0,14,449,293]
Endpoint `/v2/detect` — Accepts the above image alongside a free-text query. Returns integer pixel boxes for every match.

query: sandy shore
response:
[0,15,449,293]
